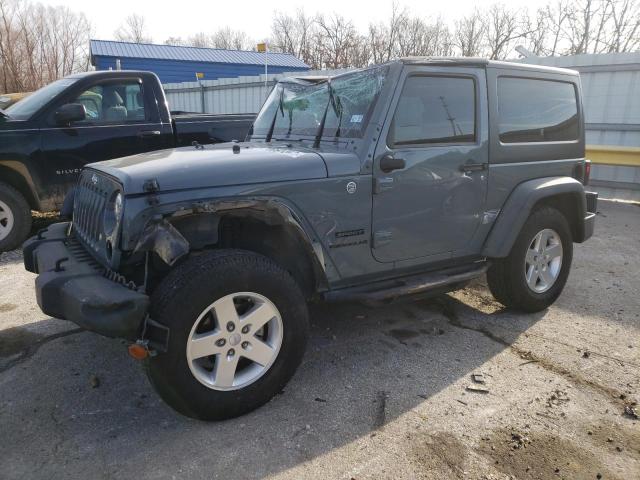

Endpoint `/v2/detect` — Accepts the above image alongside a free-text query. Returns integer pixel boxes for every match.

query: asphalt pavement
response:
[1,200,638,479]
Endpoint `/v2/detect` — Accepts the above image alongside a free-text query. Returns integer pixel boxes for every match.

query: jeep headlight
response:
[103,191,123,237]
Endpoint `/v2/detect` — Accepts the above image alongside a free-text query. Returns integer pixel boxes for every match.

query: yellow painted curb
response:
[586,145,640,167]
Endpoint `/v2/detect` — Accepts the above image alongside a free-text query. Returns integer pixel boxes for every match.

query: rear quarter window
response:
[497,77,579,143]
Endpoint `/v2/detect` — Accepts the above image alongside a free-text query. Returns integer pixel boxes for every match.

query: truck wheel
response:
[487,207,573,312]
[145,249,309,420]
[0,182,32,252]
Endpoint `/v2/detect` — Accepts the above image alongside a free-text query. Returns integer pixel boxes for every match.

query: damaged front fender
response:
[134,218,190,265]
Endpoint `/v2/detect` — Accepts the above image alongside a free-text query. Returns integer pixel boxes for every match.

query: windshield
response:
[5,78,77,120]
[250,65,388,141]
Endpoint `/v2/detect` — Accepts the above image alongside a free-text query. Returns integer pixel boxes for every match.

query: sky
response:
[39,0,543,45]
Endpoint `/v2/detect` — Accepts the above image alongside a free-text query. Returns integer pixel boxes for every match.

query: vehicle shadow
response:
[1,290,545,480]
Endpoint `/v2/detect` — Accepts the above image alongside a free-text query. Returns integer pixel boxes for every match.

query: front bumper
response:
[23,222,149,339]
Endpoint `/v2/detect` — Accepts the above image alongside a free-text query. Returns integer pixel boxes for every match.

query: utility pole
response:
[257,42,268,87]
[195,72,205,113]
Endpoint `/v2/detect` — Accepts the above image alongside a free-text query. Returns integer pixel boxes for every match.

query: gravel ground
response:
[1,200,638,480]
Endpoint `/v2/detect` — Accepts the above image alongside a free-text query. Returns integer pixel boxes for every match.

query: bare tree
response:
[368,3,408,63]
[210,27,253,50]
[164,36,187,46]
[0,0,91,93]
[454,10,486,56]
[482,4,530,59]
[267,1,640,67]
[189,32,211,48]
[314,13,359,69]
[114,13,151,43]
[522,8,552,55]
[271,9,317,67]
[606,0,640,52]
[399,16,454,57]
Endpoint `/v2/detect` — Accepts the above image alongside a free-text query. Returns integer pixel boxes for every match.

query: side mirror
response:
[55,103,86,125]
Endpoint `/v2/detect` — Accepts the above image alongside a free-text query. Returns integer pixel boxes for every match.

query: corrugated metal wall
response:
[520,53,640,200]
[163,69,349,114]
[164,76,275,113]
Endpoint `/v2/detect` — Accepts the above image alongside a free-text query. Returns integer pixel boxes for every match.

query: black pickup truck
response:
[0,70,254,251]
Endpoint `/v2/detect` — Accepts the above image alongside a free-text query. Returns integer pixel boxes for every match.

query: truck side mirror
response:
[55,103,86,125]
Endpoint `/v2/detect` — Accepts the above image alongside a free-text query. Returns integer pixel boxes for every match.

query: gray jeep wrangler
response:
[24,58,597,420]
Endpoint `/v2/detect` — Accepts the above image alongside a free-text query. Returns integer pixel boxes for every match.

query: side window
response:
[70,81,146,124]
[497,77,578,143]
[388,76,476,146]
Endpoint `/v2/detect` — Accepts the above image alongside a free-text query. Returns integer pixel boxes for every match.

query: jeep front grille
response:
[73,170,120,260]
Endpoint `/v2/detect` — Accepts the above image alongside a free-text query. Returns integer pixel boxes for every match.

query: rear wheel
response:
[0,182,32,252]
[487,207,573,312]
[145,249,309,420]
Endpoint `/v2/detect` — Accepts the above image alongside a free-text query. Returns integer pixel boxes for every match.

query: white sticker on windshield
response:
[350,114,363,123]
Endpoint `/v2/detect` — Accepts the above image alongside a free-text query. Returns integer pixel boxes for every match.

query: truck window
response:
[388,76,476,146]
[71,82,147,124]
[5,78,77,120]
[497,77,578,143]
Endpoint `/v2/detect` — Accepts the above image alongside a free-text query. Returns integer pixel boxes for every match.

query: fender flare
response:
[482,176,587,258]
[0,160,43,210]
[136,196,331,292]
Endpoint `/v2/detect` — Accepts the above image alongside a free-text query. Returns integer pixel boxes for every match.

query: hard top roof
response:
[400,56,579,75]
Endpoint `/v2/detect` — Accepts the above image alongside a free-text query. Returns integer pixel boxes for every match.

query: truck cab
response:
[23,58,596,421]
[0,70,253,251]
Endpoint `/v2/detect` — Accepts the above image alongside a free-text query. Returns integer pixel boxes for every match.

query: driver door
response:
[38,79,169,206]
[371,66,489,263]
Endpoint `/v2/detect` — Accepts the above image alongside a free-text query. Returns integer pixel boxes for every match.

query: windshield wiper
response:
[265,87,284,143]
[334,95,344,139]
[313,80,339,149]
[0,108,9,119]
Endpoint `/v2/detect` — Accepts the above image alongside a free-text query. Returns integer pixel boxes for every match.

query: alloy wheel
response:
[0,200,15,241]
[524,228,563,293]
[186,292,283,391]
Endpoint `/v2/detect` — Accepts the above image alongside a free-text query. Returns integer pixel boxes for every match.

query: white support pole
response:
[264,45,268,87]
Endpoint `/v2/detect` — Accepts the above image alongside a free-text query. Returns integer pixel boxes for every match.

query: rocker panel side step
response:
[323,263,489,304]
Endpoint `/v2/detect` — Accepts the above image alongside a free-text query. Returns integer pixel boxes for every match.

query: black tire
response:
[145,249,310,420]
[0,182,32,252]
[487,207,573,312]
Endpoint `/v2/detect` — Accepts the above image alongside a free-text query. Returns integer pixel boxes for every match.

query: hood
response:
[90,142,329,194]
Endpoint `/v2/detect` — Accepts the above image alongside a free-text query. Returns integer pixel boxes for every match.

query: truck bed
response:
[172,113,255,146]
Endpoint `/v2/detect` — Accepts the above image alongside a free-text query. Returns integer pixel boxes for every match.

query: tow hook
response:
[128,340,155,360]
[129,316,170,360]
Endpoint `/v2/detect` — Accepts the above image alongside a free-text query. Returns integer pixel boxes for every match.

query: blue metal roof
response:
[90,39,308,69]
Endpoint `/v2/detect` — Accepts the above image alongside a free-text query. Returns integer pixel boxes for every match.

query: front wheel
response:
[145,249,309,420]
[0,182,32,252]
[487,207,573,312]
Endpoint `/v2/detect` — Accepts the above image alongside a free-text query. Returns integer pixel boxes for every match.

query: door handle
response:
[379,154,406,173]
[459,161,487,173]
[138,130,161,138]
